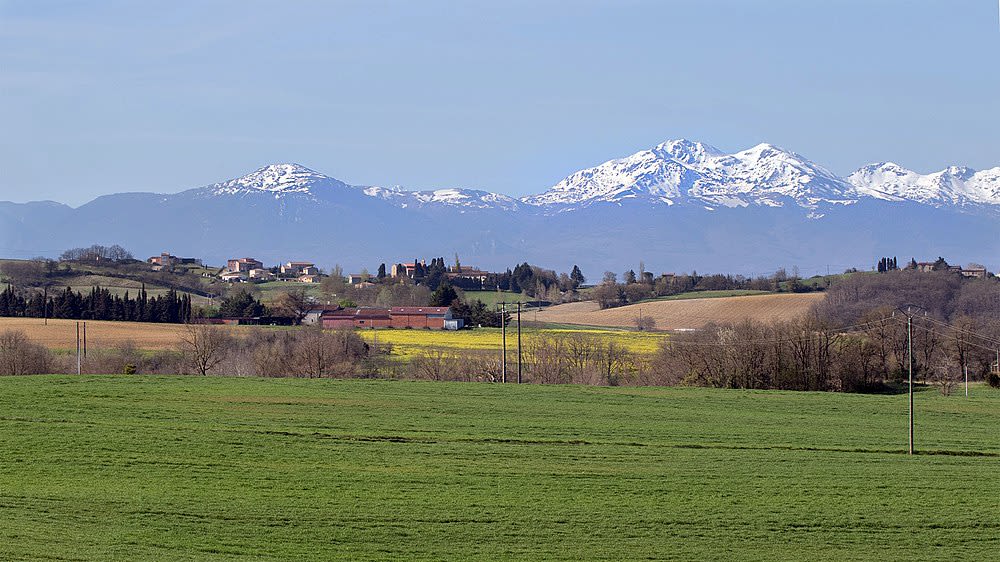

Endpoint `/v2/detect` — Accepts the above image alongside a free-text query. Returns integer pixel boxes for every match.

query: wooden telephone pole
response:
[516,302,522,384]
[499,302,507,383]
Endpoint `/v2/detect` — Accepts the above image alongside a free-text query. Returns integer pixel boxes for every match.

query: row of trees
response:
[654,311,998,393]
[359,257,587,298]
[487,263,585,299]
[876,256,899,272]
[0,285,194,323]
[590,266,816,310]
[652,270,1000,392]
[814,270,1000,327]
[59,244,134,263]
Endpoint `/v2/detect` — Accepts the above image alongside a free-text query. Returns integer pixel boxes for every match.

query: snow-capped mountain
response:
[194,142,1000,215]
[1,139,997,274]
[849,162,1000,208]
[522,140,715,207]
[525,140,858,211]
[201,163,522,211]
[206,163,348,198]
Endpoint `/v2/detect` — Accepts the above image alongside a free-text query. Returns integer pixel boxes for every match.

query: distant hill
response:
[0,258,222,306]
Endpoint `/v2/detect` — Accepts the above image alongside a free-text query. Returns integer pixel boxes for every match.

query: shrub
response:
[987,370,1000,389]
[0,329,52,375]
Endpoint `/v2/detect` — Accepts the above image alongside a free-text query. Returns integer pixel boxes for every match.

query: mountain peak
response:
[848,161,999,206]
[234,163,328,190]
[208,163,340,197]
[652,139,723,164]
[527,139,856,210]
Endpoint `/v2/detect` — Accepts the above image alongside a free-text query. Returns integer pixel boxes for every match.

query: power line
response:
[910,323,1000,354]
[917,315,1000,347]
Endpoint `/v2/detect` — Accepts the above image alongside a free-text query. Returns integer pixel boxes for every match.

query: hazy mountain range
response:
[1,140,998,275]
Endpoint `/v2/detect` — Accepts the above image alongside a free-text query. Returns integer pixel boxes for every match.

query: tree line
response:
[591,265,818,310]
[0,285,193,323]
[655,270,1000,392]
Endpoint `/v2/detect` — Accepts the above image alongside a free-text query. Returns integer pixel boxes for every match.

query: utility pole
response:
[895,305,925,456]
[76,321,81,375]
[517,302,522,384]
[83,321,87,359]
[907,312,913,455]
[965,363,969,398]
[499,302,507,383]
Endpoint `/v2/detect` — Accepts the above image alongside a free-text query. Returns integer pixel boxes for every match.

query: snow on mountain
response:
[200,144,1000,216]
[693,143,859,208]
[849,162,1000,207]
[363,186,524,211]
[205,164,521,210]
[525,140,858,210]
[207,163,345,197]
[522,140,716,207]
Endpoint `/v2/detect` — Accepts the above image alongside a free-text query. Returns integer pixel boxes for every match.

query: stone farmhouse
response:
[227,257,263,273]
[147,252,201,270]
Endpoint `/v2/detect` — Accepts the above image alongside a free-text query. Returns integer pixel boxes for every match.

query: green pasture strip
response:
[0,377,998,560]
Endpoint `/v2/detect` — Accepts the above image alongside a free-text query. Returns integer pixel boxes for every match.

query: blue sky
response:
[1,0,998,205]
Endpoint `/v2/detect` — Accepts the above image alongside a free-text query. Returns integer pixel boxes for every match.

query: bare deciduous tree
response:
[272,287,313,324]
[523,336,570,384]
[410,348,458,381]
[635,315,657,332]
[0,329,51,375]
[179,324,233,376]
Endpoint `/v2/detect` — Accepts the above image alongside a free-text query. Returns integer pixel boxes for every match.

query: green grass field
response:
[649,289,772,301]
[255,280,324,302]
[1,376,998,560]
[460,289,529,307]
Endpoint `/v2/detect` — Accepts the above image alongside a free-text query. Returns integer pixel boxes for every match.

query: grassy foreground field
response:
[536,292,825,330]
[1,376,999,560]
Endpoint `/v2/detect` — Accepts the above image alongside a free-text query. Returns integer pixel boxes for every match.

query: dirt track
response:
[535,293,825,330]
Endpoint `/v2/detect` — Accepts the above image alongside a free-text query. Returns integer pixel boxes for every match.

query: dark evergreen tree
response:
[219,289,266,318]
[429,282,459,307]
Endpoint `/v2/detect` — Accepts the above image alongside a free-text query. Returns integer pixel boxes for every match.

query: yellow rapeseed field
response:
[360,327,667,358]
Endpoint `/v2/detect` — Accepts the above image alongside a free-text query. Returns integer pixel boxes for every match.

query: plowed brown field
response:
[535,292,825,330]
[0,318,227,351]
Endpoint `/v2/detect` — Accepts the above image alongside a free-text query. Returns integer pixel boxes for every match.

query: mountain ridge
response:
[159,141,1000,216]
[8,141,999,214]
[0,140,997,273]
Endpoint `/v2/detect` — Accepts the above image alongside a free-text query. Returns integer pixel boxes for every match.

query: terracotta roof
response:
[321,307,391,320]
[390,306,449,315]
[354,308,390,320]
[307,305,342,313]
